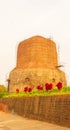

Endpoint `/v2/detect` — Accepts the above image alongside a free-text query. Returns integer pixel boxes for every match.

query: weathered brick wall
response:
[0,95,70,128]
[17,36,58,69]
[9,68,66,92]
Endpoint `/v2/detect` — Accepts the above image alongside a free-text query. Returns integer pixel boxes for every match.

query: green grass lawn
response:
[0,86,70,98]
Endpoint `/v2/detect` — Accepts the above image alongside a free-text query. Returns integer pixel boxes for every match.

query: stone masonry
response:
[9,36,66,92]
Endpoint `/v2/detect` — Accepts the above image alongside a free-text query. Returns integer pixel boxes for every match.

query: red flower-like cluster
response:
[45,83,53,90]
[28,88,32,92]
[24,87,28,92]
[56,82,62,90]
[15,82,63,93]
[16,88,19,93]
[37,85,43,90]
[24,87,32,92]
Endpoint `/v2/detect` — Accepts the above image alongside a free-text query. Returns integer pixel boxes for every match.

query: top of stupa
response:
[17,35,58,69]
[19,35,56,45]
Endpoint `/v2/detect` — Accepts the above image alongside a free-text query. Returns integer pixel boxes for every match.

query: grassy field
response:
[0,86,70,98]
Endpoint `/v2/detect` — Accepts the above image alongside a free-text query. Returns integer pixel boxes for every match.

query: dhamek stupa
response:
[9,36,66,92]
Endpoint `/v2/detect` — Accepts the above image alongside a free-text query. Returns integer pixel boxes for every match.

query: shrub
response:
[0,85,7,92]
[37,86,40,90]
[24,87,28,92]
[28,87,32,92]
[40,86,43,90]
[45,83,53,91]
[24,87,32,92]
[0,92,5,98]
[56,82,62,90]
[37,85,43,90]
[49,83,53,90]
[16,88,19,93]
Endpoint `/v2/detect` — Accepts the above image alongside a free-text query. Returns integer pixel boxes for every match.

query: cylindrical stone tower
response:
[9,36,66,92]
[17,36,58,69]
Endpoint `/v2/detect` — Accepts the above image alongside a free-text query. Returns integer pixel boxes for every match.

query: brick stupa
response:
[9,36,66,92]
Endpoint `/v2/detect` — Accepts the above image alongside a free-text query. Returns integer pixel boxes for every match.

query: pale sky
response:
[0,0,70,86]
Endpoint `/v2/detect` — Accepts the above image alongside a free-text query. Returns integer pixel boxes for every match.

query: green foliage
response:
[62,86,70,92]
[0,85,7,98]
[0,85,7,92]
[0,86,70,98]
[0,92,8,98]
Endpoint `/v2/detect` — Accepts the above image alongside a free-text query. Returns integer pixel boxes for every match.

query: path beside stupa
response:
[0,112,70,130]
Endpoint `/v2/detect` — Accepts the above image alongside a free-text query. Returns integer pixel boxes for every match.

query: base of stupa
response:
[9,68,66,92]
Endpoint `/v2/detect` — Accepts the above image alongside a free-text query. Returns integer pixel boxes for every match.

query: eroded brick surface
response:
[9,36,66,92]
[0,95,70,127]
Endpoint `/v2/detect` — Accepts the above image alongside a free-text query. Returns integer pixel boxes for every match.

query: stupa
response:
[9,36,66,92]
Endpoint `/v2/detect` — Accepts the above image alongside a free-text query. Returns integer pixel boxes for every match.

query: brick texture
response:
[9,36,66,92]
[0,95,70,127]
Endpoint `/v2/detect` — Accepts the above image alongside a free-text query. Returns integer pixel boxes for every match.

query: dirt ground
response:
[0,111,70,130]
